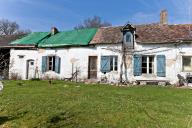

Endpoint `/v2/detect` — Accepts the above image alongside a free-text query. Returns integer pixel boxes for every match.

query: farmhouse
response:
[9,11,192,85]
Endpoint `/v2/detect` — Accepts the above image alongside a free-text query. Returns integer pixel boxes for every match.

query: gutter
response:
[1,45,36,48]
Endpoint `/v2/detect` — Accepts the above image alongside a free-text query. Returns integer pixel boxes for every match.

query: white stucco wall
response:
[132,42,192,84]
[10,42,192,84]
[9,49,39,80]
[9,44,122,83]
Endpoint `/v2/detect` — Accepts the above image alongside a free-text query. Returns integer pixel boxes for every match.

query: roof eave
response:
[136,40,185,44]
[8,44,36,48]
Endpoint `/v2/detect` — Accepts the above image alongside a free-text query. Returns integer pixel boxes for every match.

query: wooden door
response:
[88,56,97,79]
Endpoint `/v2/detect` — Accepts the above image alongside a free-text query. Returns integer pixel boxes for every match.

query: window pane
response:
[149,63,152,67]
[110,57,113,71]
[142,68,147,73]
[142,63,147,67]
[114,66,118,71]
[48,57,52,70]
[53,56,55,71]
[142,56,147,74]
[49,57,52,62]
[183,56,192,71]
[142,56,147,63]
[149,56,153,62]
[149,68,153,74]
[126,34,131,42]
[124,32,133,47]
[149,56,154,74]
[114,56,118,71]
[47,56,56,71]
[142,56,154,74]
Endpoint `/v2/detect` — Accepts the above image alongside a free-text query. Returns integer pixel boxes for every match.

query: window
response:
[126,32,132,42]
[100,56,118,73]
[30,62,34,65]
[42,56,61,73]
[134,54,165,77]
[18,55,24,59]
[183,56,192,71]
[142,56,154,74]
[110,56,118,71]
[48,56,55,71]
[142,56,147,73]
[124,32,133,48]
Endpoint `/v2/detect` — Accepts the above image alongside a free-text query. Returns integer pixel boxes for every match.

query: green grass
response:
[0,81,192,128]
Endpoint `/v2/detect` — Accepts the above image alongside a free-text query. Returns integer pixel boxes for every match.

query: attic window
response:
[125,32,132,42]
[124,32,133,48]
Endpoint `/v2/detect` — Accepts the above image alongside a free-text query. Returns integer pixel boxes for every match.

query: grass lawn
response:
[0,81,192,128]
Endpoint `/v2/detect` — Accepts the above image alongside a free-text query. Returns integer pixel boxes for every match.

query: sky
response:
[0,0,192,32]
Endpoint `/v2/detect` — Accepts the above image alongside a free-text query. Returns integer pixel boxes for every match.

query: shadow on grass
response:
[0,111,28,126]
[46,111,78,128]
[0,116,11,125]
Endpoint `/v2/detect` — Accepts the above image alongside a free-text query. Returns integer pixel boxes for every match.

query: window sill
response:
[111,71,118,74]
[101,70,118,74]
[141,74,156,77]
[44,70,57,73]
[182,71,192,73]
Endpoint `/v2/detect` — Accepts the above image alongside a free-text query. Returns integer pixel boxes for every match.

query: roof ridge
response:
[32,28,97,33]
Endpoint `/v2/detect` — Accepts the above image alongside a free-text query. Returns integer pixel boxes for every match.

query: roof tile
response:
[90,24,192,44]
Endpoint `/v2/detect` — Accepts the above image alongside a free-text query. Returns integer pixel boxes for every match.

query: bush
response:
[10,72,22,80]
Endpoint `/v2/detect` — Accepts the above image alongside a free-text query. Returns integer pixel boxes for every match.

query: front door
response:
[27,60,35,79]
[88,56,97,79]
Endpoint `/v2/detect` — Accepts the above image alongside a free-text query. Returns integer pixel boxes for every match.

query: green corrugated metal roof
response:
[38,28,98,47]
[11,32,50,45]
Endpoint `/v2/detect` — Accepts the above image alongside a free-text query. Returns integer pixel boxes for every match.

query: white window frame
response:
[47,56,55,71]
[110,56,118,71]
[142,56,154,74]
[182,56,192,72]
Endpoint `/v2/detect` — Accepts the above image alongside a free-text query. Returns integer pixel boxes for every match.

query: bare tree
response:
[74,16,111,30]
[0,19,31,35]
[0,19,30,79]
[17,29,31,35]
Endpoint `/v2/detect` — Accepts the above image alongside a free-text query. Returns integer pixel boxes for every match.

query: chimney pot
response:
[51,27,58,35]
[160,10,168,25]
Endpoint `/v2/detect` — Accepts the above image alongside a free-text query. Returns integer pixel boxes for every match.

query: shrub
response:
[10,72,22,80]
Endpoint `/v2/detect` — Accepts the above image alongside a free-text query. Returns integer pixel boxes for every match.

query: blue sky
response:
[0,0,191,32]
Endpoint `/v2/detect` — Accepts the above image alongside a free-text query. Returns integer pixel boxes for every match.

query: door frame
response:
[88,56,98,79]
[26,59,35,79]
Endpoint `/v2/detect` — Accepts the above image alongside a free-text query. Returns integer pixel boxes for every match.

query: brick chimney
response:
[160,10,168,25]
[51,27,58,35]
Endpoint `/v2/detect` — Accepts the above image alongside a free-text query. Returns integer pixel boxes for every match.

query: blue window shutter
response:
[134,54,142,76]
[100,56,110,73]
[55,56,61,74]
[42,56,47,73]
[157,55,166,77]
